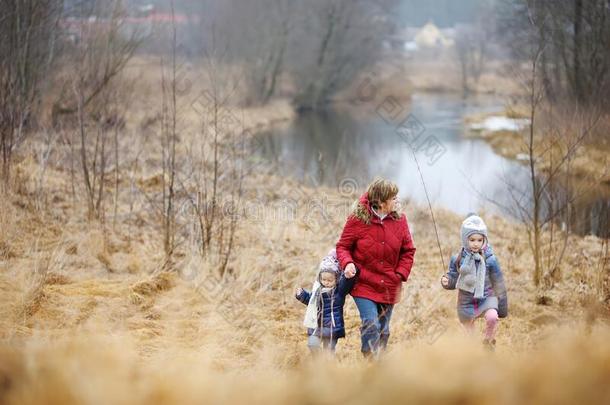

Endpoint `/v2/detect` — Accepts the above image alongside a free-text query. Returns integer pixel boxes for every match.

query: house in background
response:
[385,21,455,54]
[414,21,453,49]
[60,3,195,44]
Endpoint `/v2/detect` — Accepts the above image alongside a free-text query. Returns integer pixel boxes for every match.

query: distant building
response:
[124,5,195,38]
[386,22,455,53]
[59,3,196,43]
[414,21,453,48]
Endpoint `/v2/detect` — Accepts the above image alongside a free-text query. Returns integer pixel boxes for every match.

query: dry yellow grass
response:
[1,167,609,404]
[402,51,520,96]
[2,326,610,405]
[464,107,610,191]
[1,64,609,403]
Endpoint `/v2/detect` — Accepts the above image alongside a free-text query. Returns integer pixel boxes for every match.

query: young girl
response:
[441,214,508,350]
[295,249,356,354]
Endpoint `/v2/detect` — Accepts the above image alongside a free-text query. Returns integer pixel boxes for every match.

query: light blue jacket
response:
[443,246,508,318]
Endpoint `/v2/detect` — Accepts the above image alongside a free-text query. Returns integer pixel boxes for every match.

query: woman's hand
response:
[441,275,449,288]
[295,287,303,296]
[344,263,356,279]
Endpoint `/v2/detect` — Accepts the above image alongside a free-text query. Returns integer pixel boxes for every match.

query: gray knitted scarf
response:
[456,250,486,299]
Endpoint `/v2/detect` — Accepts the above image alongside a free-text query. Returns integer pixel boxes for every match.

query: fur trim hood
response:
[351,192,400,224]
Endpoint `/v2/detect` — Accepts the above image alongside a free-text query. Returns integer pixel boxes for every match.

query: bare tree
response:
[52,0,140,122]
[159,2,180,260]
[246,0,292,105]
[173,0,396,109]
[140,1,247,272]
[500,0,610,110]
[454,24,488,96]
[180,0,292,106]
[186,29,246,276]
[64,0,138,220]
[184,92,245,276]
[290,0,397,110]
[227,0,293,105]
[524,37,546,288]
[499,7,603,290]
[453,1,498,96]
[0,0,62,183]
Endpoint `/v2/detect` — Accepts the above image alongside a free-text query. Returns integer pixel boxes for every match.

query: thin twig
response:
[411,149,445,270]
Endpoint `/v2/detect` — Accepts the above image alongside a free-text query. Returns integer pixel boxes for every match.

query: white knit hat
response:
[460,214,488,249]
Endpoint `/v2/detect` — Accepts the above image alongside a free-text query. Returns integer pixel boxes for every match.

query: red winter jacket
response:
[336,193,416,304]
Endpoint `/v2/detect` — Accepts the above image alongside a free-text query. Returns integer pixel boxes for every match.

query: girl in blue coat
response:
[295,249,356,354]
[441,214,508,350]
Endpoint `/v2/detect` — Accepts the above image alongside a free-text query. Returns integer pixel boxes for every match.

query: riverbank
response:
[464,110,610,191]
[398,49,519,96]
[125,57,297,137]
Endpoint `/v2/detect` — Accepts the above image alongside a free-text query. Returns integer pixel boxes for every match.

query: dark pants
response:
[354,297,394,356]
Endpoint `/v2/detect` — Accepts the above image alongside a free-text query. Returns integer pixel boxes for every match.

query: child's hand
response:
[295,287,303,296]
[441,275,449,288]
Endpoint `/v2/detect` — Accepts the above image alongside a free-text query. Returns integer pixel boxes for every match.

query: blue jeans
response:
[308,335,338,354]
[354,297,394,355]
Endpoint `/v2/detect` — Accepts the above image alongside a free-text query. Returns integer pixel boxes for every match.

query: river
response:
[256,93,609,237]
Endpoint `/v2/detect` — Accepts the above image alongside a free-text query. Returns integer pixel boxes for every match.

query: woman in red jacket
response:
[336,178,416,358]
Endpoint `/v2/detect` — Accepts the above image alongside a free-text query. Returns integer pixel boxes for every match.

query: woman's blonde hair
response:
[367,177,398,210]
[351,177,400,224]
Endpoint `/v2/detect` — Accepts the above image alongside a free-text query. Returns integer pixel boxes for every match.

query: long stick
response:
[411,149,446,271]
